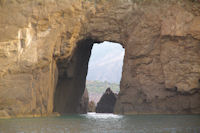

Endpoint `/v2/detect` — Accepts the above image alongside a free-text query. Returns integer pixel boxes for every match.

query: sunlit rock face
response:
[0,0,200,118]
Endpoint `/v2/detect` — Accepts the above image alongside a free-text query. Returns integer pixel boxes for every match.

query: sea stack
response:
[96,88,117,113]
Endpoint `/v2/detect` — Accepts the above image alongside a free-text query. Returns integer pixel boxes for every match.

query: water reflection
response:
[83,112,123,119]
[0,114,200,133]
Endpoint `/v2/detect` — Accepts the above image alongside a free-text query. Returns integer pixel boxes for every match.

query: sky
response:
[86,41,125,83]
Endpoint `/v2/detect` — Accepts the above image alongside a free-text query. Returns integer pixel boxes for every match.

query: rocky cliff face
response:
[77,88,89,114]
[0,0,200,118]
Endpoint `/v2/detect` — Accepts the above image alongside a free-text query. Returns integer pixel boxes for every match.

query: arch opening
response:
[86,41,125,113]
[53,39,125,114]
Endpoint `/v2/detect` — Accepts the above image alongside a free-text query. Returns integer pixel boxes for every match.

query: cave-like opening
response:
[53,39,124,115]
[86,41,125,113]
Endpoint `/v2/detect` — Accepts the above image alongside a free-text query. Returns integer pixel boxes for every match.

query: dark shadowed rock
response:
[96,88,117,113]
[77,88,89,114]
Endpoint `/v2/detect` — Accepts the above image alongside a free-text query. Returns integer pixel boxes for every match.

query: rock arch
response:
[0,0,200,118]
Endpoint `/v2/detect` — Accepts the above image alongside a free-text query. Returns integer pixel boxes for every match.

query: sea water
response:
[0,113,200,133]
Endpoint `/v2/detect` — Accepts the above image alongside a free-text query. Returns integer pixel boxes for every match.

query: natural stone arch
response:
[0,0,200,118]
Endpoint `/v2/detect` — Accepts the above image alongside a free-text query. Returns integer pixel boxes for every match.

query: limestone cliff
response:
[0,0,200,118]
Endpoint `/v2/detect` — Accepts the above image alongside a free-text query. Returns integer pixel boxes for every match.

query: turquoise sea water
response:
[0,113,200,133]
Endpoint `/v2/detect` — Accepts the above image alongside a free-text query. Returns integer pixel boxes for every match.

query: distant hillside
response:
[86,41,124,83]
[86,80,119,103]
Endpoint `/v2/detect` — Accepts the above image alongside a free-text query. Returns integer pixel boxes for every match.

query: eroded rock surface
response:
[0,0,200,118]
[77,88,89,114]
[88,101,96,112]
[96,88,117,113]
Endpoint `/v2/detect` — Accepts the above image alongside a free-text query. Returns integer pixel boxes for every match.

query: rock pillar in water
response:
[96,88,117,113]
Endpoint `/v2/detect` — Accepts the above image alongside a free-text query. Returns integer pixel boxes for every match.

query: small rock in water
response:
[96,88,117,113]
[88,100,96,112]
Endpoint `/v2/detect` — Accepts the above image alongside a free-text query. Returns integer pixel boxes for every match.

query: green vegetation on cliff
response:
[86,80,119,94]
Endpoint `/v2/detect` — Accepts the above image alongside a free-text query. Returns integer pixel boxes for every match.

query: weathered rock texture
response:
[0,0,200,118]
[77,88,89,114]
[53,40,93,114]
[88,100,96,112]
[96,88,117,113]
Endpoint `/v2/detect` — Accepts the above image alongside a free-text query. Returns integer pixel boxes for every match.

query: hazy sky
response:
[86,41,125,83]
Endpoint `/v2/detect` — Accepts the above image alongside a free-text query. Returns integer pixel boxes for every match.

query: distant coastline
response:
[86,80,119,103]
